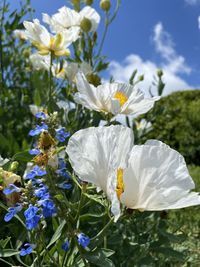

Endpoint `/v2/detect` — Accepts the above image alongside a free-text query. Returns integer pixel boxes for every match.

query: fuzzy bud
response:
[138,75,144,81]
[10,161,19,172]
[85,0,93,5]
[100,0,111,11]
[157,69,163,77]
[80,17,92,32]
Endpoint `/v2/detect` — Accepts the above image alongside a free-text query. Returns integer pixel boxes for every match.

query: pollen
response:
[114,91,128,107]
[116,168,125,199]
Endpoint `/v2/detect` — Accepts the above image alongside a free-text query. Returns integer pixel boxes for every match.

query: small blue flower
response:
[56,169,71,179]
[35,112,47,120]
[77,233,90,248]
[41,199,57,218]
[34,185,49,200]
[25,165,46,180]
[20,243,34,256]
[29,123,48,136]
[29,148,40,155]
[24,205,40,230]
[24,205,38,220]
[4,203,22,222]
[3,184,21,195]
[58,158,66,169]
[58,182,72,190]
[55,128,70,142]
[26,215,40,230]
[62,240,70,251]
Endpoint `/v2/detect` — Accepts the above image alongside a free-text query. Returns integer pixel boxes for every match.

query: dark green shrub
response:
[139,90,200,165]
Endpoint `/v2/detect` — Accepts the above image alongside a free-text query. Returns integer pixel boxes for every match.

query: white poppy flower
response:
[23,19,78,56]
[74,72,160,116]
[43,6,100,38]
[66,125,200,220]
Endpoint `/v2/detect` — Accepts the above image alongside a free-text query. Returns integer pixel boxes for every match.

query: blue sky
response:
[9,0,200,94]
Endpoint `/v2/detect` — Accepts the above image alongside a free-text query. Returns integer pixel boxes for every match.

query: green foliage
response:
[139,90,200,165]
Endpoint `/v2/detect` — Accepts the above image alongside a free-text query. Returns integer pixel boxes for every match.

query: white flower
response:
[74,72,160,116]
[13,29,27,40]
[66,125,200,221]
[0,155,9,167]
[30,53,92,80]
[43,6,100,38]
[23,19,78,56]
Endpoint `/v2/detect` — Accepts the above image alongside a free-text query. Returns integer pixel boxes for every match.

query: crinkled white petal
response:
[66,125,134,219]
[121,140,200,210]
[80,6,100,32]
[23,19,50,47]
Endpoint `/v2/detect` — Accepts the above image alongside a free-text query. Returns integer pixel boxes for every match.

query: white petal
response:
[66,125,134,220]
[75,72,102,110]
[80,6,100,32]
[121,87,160,115]
[121,140,200,210]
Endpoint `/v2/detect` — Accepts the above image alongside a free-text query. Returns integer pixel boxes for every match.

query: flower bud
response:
[80,17,92,32]
[100,0,111,11]
[157,69,163,77]
[10,161,19,172]
[71,0,80,11]
[86,73,101,87]
[138,75,144,81]
[85,0,93,5]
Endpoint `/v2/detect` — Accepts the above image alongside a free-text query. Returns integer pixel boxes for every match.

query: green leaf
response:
[0,249,19,257]
[154,247,185,261]
[47,220,66,249]
[12,150,33,162]
[85,248,115,267]
[0,237,11,249]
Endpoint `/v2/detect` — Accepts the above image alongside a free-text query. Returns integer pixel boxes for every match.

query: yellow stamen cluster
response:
[116,168,124,199]
[33,33,70,57]
[114,91,128,107]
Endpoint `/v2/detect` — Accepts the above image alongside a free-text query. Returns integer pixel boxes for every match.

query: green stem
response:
[90,217,114,243]
[0,0,6,89]
[96,13,109,59]
[48,52,53,111]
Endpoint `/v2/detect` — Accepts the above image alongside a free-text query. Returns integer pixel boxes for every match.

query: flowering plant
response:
[0,1,199,266]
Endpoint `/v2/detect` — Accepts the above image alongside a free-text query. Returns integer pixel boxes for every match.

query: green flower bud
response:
[138,75,144,81]
[157,69,163,77]
[71,0,80,11]
[80,17,92,32]
[10,161,19,172]
[100,0,111,11]
[86,73,101,87]
[85,0,93,5]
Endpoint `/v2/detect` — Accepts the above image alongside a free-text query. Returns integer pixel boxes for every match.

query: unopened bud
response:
[80,17,92,32]
[138,75,144,81]
[157,69,163,77]
[86,73,101,86]
[10,161,19,172]
[85,0,93,5]
[100,0,111,11]
[72,0,80,11]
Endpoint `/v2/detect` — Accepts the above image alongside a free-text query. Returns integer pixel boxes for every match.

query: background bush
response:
[139,90,200,165]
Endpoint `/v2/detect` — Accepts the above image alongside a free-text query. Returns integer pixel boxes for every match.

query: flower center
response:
[114,91,128,107]
[116,168,124,199]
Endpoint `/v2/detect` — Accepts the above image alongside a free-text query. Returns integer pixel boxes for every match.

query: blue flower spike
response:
[77,233,90,248]
[24,205,40,230]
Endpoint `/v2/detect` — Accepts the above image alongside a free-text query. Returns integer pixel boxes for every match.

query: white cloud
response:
[108,22,193,96]
[185,0,200,5]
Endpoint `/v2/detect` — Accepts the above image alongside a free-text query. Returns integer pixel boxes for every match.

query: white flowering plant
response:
[0,1,200,266]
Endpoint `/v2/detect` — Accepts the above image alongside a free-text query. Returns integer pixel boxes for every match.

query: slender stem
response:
[90,217,114,242]
[0,0,6,89]
[48,52,53,111]
[96,13,109,59]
